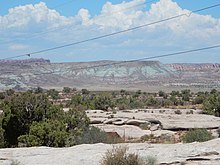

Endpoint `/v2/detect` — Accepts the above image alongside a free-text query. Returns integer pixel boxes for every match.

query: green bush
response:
[101,146,158,165]
[18,120,69,147]
[183,129,213,143]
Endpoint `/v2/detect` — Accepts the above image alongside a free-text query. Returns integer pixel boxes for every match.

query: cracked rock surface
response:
[0,139,220,165]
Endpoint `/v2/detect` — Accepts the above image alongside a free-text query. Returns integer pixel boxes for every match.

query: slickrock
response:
[86,110,220,130]
[0,139,220,165]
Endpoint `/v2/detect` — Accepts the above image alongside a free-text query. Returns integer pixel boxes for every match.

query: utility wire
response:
[30,44,220,76]
[1,2,220,60]
[52,0,75,9]
[0,0,156,46]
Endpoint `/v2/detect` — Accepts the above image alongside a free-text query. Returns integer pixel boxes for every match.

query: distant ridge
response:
[167,63,220,71]
[0,59,220,91]
[0,58,50,64]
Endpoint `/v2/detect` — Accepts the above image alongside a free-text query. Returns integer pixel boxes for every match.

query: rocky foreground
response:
[1,109,219,165]
[0,139,220,165]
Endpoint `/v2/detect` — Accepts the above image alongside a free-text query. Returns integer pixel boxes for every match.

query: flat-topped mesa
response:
[62,60,161,67]
[0,58,50,65]
[167,63,220,71]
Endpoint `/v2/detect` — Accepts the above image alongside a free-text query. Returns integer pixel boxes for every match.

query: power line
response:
[30,44,220,76]
[52,0,75,9]
[0,0,156,46]
[2,2,220,61]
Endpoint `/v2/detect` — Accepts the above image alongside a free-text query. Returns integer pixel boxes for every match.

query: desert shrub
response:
[101,146,158,165]
[100,146,145,165]
[10,160,20,165]
[18,135,42,147]
[174,110,182,115]
[186,110,194,114]
[183,128,213,143]
[144,155,158,165]
[140,134,155,142]
[76,126,108,144]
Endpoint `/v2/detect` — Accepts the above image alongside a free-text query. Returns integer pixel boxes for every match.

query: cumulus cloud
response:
[6,2,71,28]
[0,0,220,62]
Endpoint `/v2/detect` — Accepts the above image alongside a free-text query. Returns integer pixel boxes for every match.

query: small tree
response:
[203,93,220,117]
[158,91,165,97]
[0,93,5,100]
[63,87,71,93]
[81,89,90,95]
[34,87,44,94]
[1,92,63,147]
[47,89,60,100]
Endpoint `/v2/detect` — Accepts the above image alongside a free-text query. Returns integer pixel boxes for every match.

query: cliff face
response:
[0,59,219,91]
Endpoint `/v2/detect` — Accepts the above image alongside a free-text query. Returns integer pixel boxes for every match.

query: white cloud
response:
[9,43,29,50]
[0,2,72,31]
[0,0,220,63]
[93,0,146,30]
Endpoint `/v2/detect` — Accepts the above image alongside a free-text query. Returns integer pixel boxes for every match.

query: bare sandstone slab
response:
[86,110,220,130]
[0,139,220,165]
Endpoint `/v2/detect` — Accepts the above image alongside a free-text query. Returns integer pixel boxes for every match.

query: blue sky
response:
[1,0,220,18]
[0,0,220,63]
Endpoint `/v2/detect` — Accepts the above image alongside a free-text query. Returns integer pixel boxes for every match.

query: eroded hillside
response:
[0,59,220,91]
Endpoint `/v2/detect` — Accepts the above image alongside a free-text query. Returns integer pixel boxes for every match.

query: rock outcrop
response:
[0,139,220,165]
[87,109,220,130]
[86,109,220,142]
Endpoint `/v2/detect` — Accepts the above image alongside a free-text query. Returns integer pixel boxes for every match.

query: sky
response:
[0,0,220,63]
